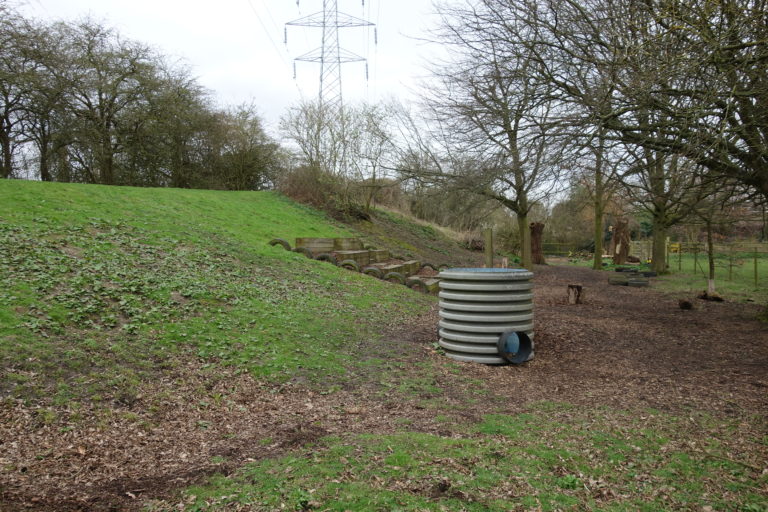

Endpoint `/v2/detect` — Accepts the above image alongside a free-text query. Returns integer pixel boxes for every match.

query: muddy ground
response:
[1,265,766,510]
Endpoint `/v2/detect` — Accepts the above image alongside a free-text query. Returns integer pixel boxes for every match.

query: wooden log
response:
[334,250,370,266]
[567,284,584,304]
[295,237,334,255]
[612,218,630,265]
[402,260,421,275]
[333,238,364,251]
[380,263,405,274]
[368,249,390,263]
[423,278,441,295]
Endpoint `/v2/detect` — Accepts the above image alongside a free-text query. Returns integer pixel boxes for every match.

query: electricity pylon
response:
[286,1,375,114]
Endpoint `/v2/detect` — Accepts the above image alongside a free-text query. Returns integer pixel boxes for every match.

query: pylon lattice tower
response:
[286,1,375,114]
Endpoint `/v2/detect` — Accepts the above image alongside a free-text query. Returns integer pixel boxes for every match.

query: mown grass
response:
[656,252,768,303]
[165,403,768,511]
[565,251,768,304]
[0,181,433,404]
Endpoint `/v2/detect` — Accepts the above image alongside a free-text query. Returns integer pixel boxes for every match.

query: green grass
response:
[164,404,768,511]
[657,251,768,303]
[564,250,768,303]
[0,181,433,403]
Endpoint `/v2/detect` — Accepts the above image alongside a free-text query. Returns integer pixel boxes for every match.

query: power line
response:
[255,0,281,33]
[245,0,291,72]
[243,0,303,99]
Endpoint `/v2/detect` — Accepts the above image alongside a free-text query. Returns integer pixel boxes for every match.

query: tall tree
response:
[215,104,284,191]
[57,20,156,185]
[411,1,570,269]
[0,5,36,178]
[518,0,768,198]
[280,100,395,209]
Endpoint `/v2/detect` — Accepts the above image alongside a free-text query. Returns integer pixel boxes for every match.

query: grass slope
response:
[0,181,432,404]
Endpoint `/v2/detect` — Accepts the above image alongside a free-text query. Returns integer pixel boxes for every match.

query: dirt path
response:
[1,265,766,511]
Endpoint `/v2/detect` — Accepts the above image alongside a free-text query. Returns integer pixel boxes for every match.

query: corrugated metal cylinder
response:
[438,268,534,364]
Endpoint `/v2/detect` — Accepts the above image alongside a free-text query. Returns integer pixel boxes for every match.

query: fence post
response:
[755,247,759,288]
[484,228,493,268]
[728,245,734,281]
[678,243,682,271]
[693,248,698,275]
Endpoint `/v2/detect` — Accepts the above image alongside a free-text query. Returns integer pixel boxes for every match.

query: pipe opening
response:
[497,331,533,364]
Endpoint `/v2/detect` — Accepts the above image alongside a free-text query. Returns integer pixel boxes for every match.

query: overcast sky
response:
[18,0,440,133]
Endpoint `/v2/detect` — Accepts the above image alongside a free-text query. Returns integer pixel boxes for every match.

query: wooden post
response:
[729,245,734,281]
[678,243,682,271]
[755,247,759,288]
[530,222,546,265]
[612,218,630,265]
[567,284,584,304]
[695,251,706,275]
[693,248,699,275]
[484,228,493,268]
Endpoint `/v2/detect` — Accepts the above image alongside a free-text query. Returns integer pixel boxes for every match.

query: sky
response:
[17,0,440,134]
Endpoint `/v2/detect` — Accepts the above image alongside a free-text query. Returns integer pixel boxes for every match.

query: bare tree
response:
[0,4,36,178]
[519,0,768,199]
[280,99,396,211]
[574,128,626,269]
[403,1,571,269]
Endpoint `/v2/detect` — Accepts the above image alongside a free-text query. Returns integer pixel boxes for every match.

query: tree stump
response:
[530,222,546,265]
[567,284,584,304]
[612,218,630,265]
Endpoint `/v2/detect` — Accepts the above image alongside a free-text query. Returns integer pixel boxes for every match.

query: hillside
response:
[0,181,443,404]
[1,181,765,512]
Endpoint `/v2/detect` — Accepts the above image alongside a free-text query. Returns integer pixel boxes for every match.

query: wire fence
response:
[661,242,768,289]
[543,240,768,289]
[542,243,591,257]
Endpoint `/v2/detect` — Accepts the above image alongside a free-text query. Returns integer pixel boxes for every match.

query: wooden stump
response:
[567,284,584,304]
[612,218,630,265]
[530,222,546,265]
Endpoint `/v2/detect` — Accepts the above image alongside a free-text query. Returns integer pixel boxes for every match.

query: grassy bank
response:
[0,181,432,405]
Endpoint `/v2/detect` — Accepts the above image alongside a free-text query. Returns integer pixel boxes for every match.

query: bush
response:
[278,165,342,208]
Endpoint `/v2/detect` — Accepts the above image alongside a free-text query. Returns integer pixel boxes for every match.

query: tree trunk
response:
[0,124,12,179]
[612,218,630,265]
[593,200,605,270]
[517,214,532,270]
[530,222,546,265]
[705,219,716,295]
[101,145,114,185]
[484,228,494,268]
[647,152,669,274]
[38,132,52,182]
[592,138,606,270]
[364,168,377,214]
[651,217,668,274]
